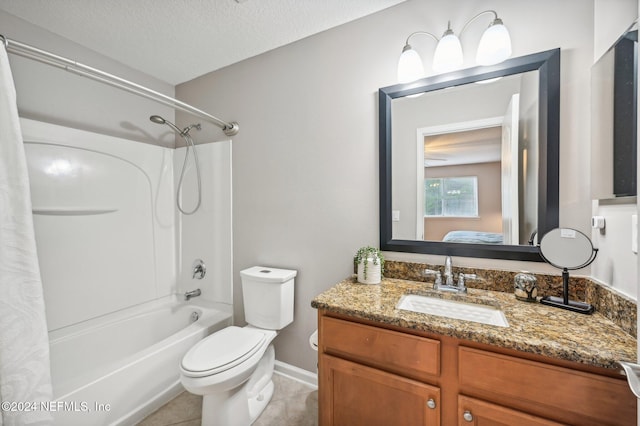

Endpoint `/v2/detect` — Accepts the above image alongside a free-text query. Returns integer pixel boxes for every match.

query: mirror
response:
[379,49,560,261]
[539,228,597,270]
[591,22,638,199]
[539,228,597,314]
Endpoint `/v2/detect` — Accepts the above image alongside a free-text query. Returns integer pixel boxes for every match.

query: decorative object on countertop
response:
[539,228,598,314]
[514,272,538,302]
[354,246,384,285]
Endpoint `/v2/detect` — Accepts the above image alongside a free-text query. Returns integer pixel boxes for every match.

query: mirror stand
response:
[540,267,595,314]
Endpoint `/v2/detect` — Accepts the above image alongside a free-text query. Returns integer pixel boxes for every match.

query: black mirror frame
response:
[379,48,560,261]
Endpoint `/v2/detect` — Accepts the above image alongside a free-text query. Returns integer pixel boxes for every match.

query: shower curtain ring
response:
[0,35,7,48]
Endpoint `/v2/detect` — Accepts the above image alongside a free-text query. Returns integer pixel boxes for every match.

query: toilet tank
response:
[240,266,297,330]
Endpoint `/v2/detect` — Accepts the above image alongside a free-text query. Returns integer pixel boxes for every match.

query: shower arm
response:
[0,34,239,136]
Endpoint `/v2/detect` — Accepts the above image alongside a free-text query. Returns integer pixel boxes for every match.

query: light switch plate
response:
[392,210,400,222]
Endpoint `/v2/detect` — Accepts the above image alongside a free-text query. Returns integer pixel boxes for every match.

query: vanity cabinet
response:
[318,311,636,426]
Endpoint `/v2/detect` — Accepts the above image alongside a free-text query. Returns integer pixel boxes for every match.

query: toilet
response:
[180,266,296,426]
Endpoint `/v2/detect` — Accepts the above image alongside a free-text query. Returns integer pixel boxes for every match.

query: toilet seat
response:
[181,326,266,378]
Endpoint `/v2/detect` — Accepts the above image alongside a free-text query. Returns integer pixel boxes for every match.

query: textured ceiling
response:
[0,0,406,85]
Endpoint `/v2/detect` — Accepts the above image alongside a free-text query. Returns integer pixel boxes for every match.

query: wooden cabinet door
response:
[458,396,563,426]
[320,354,440,426]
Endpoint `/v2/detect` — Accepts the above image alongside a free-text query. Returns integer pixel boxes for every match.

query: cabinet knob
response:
[463,411,473,422]
[426,398,436,409]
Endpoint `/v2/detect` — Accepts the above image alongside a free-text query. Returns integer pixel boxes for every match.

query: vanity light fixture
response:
[397,10,512,82]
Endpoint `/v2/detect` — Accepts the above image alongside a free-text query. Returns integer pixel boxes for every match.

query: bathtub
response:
[48,295,232,425]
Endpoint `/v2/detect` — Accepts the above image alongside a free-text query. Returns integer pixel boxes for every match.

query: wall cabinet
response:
[318,311,636,426]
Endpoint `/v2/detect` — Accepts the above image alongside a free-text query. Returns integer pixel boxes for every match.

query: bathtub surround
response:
[175,141,233,307]
[0,45,52,425]
[22,119,178,330]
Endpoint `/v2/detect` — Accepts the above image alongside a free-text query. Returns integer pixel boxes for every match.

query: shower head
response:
[149,114,203,215]
[149,115,200,136]
[149,115,183,135]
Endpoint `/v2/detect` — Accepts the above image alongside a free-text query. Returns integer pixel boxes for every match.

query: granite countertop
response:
[311,277,637,370]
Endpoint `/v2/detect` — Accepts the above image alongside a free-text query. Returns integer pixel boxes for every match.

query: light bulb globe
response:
[397,46,425,83]
[433,32,463,73]
[476,21,512,65]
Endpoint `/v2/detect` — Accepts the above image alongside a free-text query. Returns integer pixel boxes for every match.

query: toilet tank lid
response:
[240,266,297,283]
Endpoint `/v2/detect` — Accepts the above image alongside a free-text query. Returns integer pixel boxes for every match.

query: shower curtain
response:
[0,45,53,425]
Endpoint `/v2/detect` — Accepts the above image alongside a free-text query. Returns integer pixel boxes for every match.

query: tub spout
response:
[184,289,201,301]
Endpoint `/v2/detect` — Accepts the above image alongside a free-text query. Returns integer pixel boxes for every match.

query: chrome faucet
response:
[422,256,476,293]
[184,289,201,301]
[444,256,454,286]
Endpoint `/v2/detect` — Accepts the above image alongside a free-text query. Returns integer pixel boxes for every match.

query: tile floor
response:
[137,373,318,426]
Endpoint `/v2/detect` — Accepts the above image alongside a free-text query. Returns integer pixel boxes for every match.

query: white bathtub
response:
[48,296,232,425]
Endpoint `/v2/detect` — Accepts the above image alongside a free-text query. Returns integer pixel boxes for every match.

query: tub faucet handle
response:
[184,289,201,301]
[192,259,206,279]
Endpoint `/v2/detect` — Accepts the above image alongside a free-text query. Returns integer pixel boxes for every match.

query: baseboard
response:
[274,360,318,389]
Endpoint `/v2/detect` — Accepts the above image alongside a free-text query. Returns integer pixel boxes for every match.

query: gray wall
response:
[177,0,596,373]
[0,10,175,147]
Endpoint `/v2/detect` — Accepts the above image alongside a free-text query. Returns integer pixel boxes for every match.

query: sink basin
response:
[396,294,509,327]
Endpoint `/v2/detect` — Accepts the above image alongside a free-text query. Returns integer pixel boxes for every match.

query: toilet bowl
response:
[180,326,277,425]
[179,266,296,426]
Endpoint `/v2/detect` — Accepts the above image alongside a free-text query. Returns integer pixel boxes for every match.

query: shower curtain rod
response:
[0,34,239,136]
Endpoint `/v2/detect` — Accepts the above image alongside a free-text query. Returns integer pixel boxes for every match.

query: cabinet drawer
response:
[321,316,440,379]
[458,346,636,426]
[458,395,562,426]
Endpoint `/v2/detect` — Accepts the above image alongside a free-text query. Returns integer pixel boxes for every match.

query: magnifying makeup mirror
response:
[539,228,598,314]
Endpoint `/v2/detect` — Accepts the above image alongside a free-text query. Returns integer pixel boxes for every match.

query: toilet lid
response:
[181,326,266,376]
